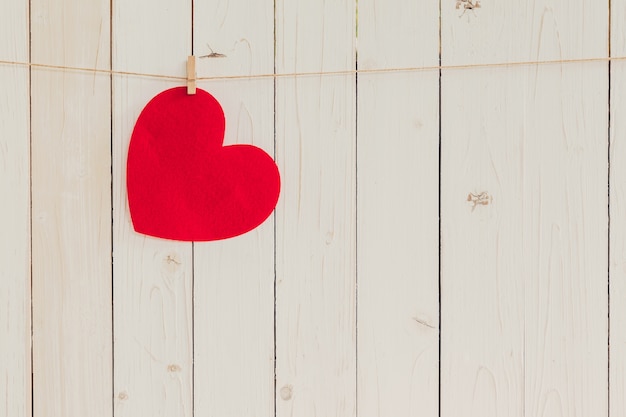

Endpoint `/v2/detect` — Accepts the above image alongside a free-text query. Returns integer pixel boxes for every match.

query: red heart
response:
[127,87,280,241]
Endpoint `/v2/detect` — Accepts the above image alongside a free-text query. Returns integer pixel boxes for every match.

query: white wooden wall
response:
[0,0,620,416]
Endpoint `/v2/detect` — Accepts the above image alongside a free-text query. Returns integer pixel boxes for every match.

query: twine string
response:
[0,55,622,82]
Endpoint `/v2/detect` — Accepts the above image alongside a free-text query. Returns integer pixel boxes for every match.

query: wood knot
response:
[467,191,492,211]
[456,0,481,16]
[167,364,181,373]
[162,253,182,275]
[280,385,293,400]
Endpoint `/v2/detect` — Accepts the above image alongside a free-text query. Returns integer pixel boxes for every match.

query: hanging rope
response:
[0,55,620,83]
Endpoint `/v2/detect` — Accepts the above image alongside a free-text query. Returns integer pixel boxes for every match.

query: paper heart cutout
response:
[127,87,280,241]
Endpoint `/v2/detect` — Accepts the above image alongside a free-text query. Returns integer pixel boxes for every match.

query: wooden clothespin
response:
[187,55,196,95]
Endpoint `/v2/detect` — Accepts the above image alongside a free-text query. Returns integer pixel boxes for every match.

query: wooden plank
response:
[192,1,275,416]
[275,1,357,415]
[610,1,626,415]
[30,0,112,415]
[111,1,193,416]
[356,0,439,416]
[0,2,30,417]
[441,3,608,417]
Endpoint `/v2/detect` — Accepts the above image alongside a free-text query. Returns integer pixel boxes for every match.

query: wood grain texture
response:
[275,1,357,415]
[0,2,30,417]
[30,0,112,415]
[192,1,275,415]
[4,3,618,415]
[356,0,439,416]
[112,1,193,416]
[610,1,626,415]
[443,0,606,66]
[441,3,608,417]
